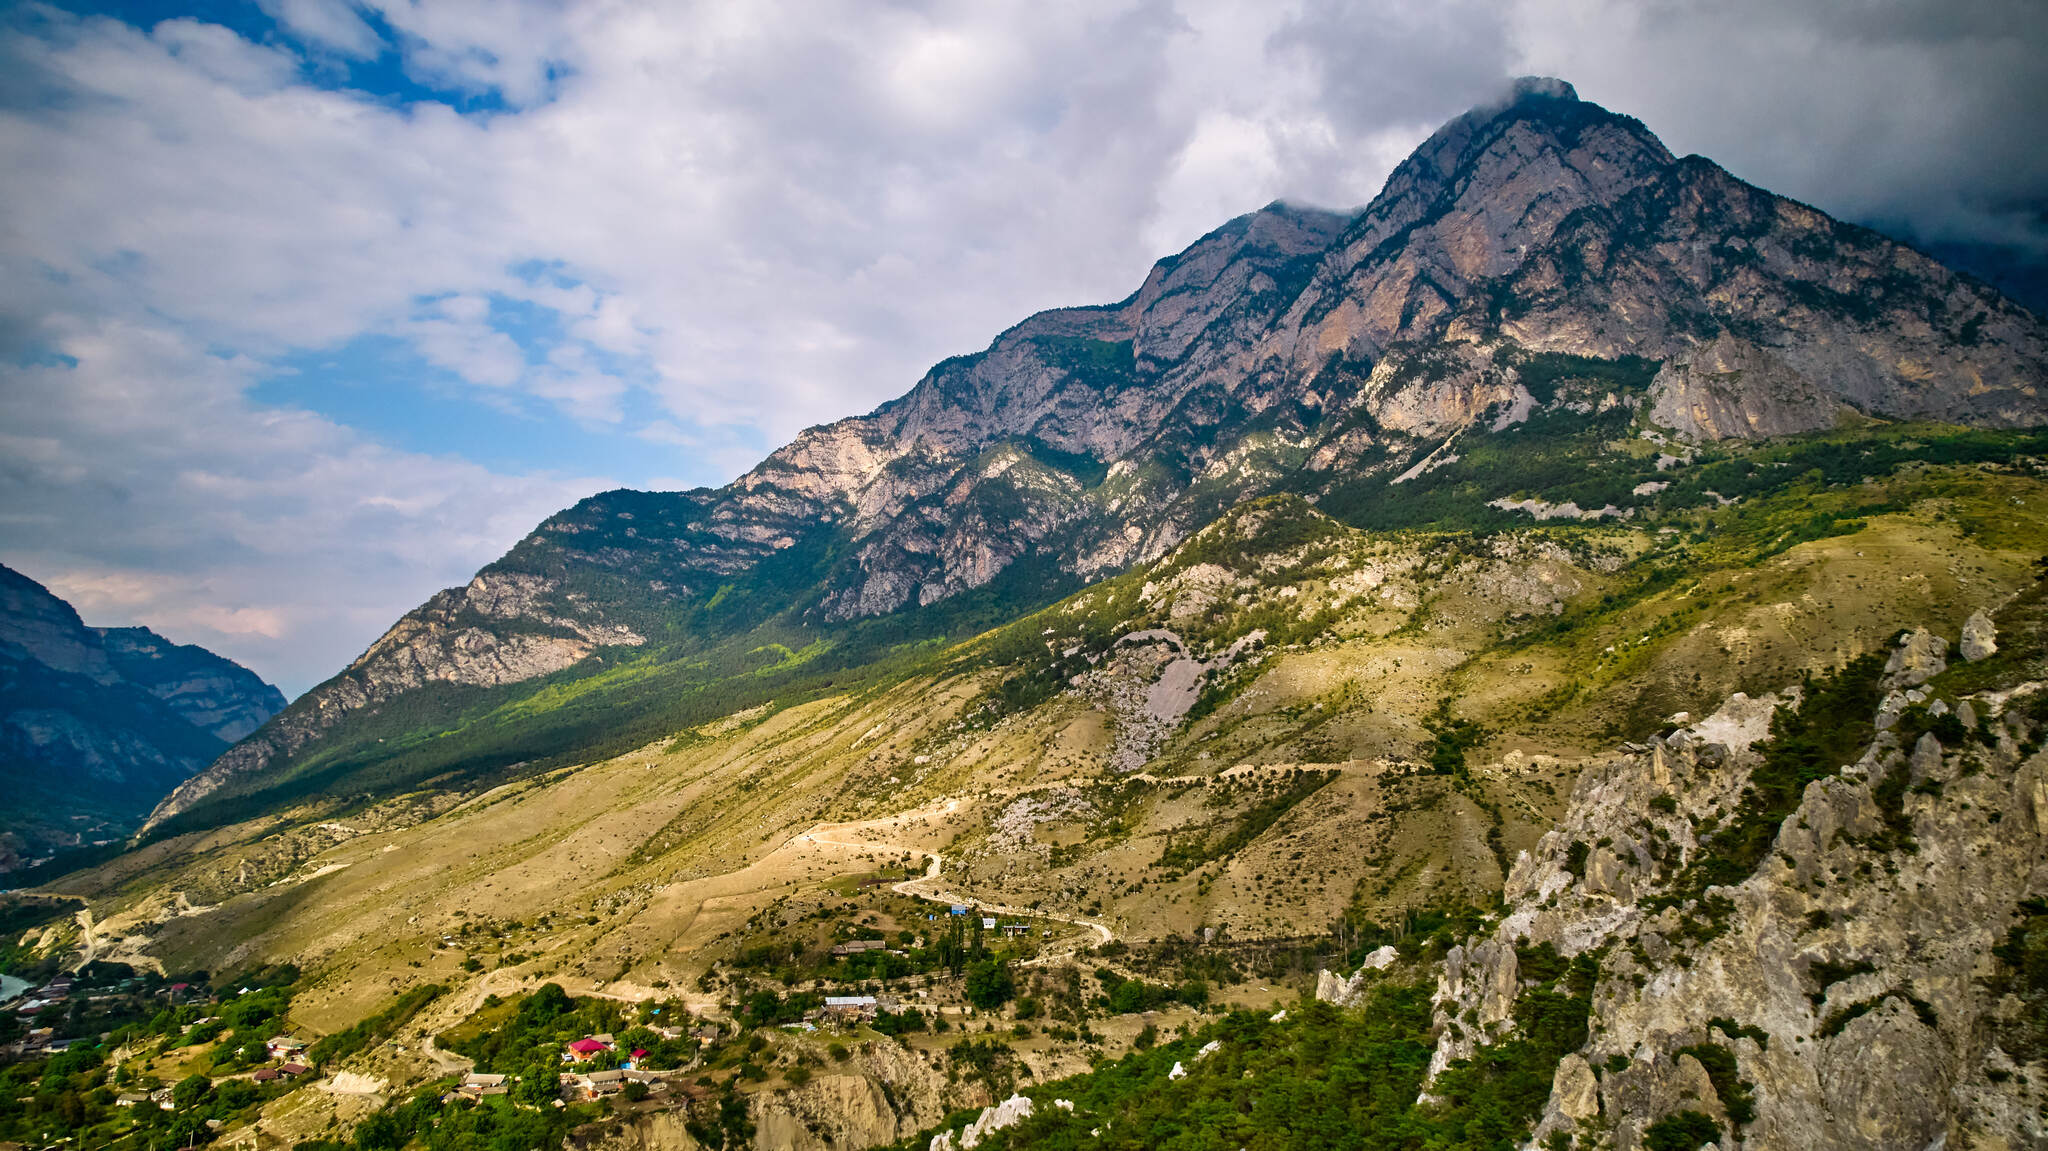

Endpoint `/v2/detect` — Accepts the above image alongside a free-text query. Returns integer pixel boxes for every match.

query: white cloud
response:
[0,318,600,695]
[258,0,384,59]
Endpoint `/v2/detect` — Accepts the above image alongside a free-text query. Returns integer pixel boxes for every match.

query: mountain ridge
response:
[0,563,285,870]
[143,76,2048,834]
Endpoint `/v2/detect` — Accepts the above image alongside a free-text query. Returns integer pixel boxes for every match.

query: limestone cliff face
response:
[93,626,286,743]
[1387,627,2048,1150]
[627,76,2047,626]
[0,564,285,866]
[582,1043,949,1151]
[161,77,2048,824]
[1646,333,1846,440]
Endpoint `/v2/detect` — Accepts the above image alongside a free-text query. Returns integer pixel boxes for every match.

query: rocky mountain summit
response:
[0,563,284,869]
[145,76,2048,834]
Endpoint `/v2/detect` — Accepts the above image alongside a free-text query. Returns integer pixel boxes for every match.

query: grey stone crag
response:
[163,78,2048,820]
[1646,332,1846,440]
[1426,632,2048,1150]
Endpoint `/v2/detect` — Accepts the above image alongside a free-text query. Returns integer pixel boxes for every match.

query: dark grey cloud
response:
[1511,0,2048,296]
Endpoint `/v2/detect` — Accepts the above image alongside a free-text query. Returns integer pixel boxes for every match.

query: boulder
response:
[1962,610,1998,661]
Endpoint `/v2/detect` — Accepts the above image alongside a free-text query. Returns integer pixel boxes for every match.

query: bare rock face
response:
[1316,946,1399,1006]
[1883,627,1949,689]
[1647,332,1844,440]
[728,1043,948,1151]
[93,627,286,743]
[1429,647,2048,1150]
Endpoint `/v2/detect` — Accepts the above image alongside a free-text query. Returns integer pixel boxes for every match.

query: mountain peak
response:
[1503,74,1577,105]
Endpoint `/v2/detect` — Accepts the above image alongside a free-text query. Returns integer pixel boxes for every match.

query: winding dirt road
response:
[794,804,1115,959]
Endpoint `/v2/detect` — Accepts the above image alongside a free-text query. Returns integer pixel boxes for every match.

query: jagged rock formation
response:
[152,76,2048,830]
[1397,627,2048,1150]
[0,563,284,867]
[1646,332,1848,440]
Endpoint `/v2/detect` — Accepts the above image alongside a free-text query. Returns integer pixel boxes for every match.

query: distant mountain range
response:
[0,564,284,870]
[145,76,2048,834]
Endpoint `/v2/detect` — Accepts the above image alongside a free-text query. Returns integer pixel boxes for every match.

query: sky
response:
[2,0,2044,698]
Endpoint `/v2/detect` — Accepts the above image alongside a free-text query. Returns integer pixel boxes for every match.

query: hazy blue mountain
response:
[0,563,284,870]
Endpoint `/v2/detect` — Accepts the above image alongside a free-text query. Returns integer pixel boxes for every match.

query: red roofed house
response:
[567,1038,608,1062]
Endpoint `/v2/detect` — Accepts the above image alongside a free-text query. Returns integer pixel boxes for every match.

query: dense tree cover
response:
[0,963,309,1149]
[1094,970,1206,1015]
[965,959,1018,1009]
[294,1083,607,1151]
[1990,897,2048,1062]
[901,957,1598,1151]
[1642,1110,1721,1151]
[441,983,626,1076]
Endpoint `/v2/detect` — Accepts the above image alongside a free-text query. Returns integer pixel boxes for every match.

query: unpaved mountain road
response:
[794,802,1116,960]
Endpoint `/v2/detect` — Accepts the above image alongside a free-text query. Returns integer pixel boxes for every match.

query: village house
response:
[458,1072,509,1099]
[822,995,878,1022]
[830,939,887,957]
[265,1036,306,1060]
[278,1063,309,1078]
[252,1068,281,1083]
[565,1037,609,1062]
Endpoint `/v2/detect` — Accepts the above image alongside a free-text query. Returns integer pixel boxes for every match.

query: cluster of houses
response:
[452,1063,669,1105]
[115,1088,176,1110]
[7,973,74,1017]
[557,1066,666,1102]
[17,1026,82,1057]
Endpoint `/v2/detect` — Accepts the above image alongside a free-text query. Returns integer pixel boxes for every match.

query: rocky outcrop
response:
[93,626,285,742]
[1316,945,1398,1006]
[1422,626,2048,1150]
[1647,332,1845,440]
[1963,609,1999,661]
